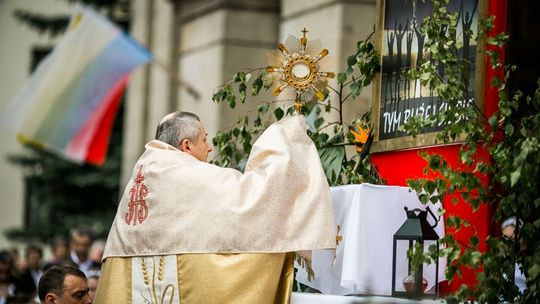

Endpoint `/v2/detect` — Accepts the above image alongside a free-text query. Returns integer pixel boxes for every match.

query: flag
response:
[1,5,152,165]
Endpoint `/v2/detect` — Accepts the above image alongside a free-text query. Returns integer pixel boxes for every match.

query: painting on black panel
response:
[377,0,480,142]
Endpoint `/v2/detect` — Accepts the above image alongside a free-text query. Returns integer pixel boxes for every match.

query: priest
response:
[94,111,336,303]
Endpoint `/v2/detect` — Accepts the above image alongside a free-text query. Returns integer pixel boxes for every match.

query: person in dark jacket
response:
[0,250,33,304]
[17,244,44,298]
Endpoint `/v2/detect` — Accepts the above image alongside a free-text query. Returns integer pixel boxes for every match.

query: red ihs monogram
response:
[125,165,149,225]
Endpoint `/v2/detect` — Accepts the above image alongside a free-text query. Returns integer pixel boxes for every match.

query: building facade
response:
[122,0,377,184]
[0,0,376,248]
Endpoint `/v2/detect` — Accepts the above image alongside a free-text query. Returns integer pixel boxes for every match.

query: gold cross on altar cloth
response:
[332,225,343,266]
[336,225,343,246]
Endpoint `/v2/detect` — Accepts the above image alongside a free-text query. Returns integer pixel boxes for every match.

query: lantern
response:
[392,206,440,298]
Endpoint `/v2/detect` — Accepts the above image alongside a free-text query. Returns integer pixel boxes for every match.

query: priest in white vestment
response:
[94,111,336,304]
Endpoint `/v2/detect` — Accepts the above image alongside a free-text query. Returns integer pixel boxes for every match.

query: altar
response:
[291,292,446,303]
[295,184,446,296]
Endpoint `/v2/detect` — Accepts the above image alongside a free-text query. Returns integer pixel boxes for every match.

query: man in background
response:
[44,237,69,270]
[1,250,30,304]
[86,268,100,303]
[501,217,526,293]
[69,229,99,277]
[17,244,44,298]
[37,265,91,304]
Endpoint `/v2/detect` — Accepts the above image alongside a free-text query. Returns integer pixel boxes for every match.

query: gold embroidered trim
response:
[138,257,176,304]
[295,252,314,282]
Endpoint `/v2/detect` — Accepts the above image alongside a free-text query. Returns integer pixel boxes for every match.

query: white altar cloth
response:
[295,184,446,296]
[291,292,446,304]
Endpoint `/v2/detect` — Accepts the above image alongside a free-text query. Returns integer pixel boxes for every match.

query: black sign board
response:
[372,0,485,151]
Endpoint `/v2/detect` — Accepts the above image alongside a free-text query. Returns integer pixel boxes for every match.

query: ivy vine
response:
[402,1,539,302]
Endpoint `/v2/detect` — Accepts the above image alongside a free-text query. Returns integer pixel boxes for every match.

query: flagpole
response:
[150,57,200,100]
[169,1,181,112]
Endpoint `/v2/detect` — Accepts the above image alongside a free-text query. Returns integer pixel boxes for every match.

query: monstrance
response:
[266,28,335,113]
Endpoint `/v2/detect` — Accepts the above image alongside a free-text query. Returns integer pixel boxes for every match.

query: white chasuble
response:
[95,115,336,303]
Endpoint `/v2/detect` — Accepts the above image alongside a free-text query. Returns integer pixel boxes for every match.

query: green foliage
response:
[13,10,70,37]
[13,0,129,37]
[402,0,540,302]
[211,36,383,186]
[339,36,381,99]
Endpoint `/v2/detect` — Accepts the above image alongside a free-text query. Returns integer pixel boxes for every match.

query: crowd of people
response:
[0,228,103,304]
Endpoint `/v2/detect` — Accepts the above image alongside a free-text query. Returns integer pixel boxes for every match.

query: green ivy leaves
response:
[403,1,540,302]
[337,39,381,99]
[212,71,267,108]
[318,131,346,184]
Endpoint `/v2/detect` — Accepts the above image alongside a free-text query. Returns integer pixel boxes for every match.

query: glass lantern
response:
[392,206,440,299]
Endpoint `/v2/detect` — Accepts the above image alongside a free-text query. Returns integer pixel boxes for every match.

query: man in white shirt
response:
[69,229,99,277]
